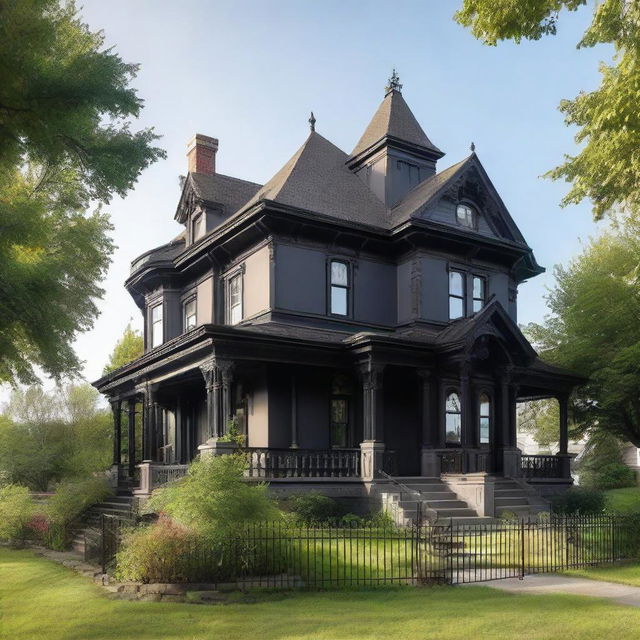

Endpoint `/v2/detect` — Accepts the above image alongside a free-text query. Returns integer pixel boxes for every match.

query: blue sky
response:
[72,0,609,383]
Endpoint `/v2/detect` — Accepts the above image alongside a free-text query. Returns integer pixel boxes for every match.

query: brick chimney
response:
[186,133,219,174]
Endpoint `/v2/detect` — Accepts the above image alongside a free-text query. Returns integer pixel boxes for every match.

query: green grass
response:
[566,563,640,587]
[605,487,640,513]
[5,549,640,639]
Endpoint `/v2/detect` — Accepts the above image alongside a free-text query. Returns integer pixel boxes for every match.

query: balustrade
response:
[245,448,361,479]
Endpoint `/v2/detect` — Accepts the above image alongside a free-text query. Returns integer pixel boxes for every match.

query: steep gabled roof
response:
[350,89,443,160]
[175,172,262,223]
[241,131,388,228]
[391,152,528,246]
[436,297,538,365]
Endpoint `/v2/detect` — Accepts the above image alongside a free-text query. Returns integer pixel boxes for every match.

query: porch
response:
[130,448,572,496]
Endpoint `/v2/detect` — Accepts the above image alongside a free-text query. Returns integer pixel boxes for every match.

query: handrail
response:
[379,471,439,526]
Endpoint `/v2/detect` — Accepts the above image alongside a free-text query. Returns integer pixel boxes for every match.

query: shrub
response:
[116,516,287,583]
[145,454,280,538]
[45,476,112,549]
[115,517,196,583]
[288,492,345,524]
[0,484,36,545]
[592,463,637,491]
[552,487,605,515]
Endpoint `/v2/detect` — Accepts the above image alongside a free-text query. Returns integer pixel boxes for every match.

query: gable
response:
[436,298,537,367]
[391,154,527,246]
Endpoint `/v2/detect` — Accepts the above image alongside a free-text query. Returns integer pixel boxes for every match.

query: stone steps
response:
[70,495,135,556]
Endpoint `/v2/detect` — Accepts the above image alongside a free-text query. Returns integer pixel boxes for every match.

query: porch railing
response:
[149,463,189,487]
[245,448,361,479]
[438,450,464,474]
[521,454,562,478]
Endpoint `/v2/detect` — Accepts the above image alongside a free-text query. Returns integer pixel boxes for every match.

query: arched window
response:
[479,393,491,445]
[456,203,475,228]
[445,392,462,444]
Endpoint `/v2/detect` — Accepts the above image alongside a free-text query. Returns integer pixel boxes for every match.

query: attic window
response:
[456,203,475,229]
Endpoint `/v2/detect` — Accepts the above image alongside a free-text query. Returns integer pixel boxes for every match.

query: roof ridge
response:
[191,171,263,188]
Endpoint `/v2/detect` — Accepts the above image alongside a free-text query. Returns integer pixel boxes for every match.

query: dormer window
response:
[456,203,475,229]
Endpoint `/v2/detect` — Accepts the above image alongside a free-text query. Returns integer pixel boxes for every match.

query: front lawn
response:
[605,487,640,513]
[4,549,640,639]
[566,563,640,587]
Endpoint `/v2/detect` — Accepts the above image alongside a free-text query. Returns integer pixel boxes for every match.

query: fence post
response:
[101,513,106,575]
[520,519,526,580]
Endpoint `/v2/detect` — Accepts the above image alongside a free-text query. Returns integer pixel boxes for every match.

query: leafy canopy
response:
[0,383,112,490]
[0,0,164,384]
[455,1,640,220]
[525,214,640,447]
[103,323,143,375]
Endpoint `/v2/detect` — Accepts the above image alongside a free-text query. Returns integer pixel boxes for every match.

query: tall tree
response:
[0,0,164,385]
[103,323,144,375]
[455,1,640,221]
[0,383,111,490]
[525,214,640,447]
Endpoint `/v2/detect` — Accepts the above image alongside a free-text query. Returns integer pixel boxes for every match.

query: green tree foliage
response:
[0,0,164,384]
[146,455,281,539]
[578,431,636,490]
[518,399,561,449]
[103,323,143,375]
[0,383,111,490]
[525,215,640,447]
[455,1,640,220]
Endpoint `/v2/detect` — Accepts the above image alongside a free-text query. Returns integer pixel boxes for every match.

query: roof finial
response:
[308,111,316,132]
[385,68,402,95]
[470,141,476,153]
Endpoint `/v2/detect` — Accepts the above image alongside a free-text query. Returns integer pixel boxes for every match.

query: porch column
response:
[460,367,472,449]
[127,399,136,477]
[290,374,298,448]
[360,361,385,442]
[359,360,386,480]
[219,361,235,436]
[141,387,157,461]
[201,362,222,439]
[499,368,521,477]
[557,393,572,478]
[154,399,164,460]
[110,399,122,466]
[418,369,439,477]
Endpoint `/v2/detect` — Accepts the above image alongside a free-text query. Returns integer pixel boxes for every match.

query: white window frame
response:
[227,271,243,325]
[472,275,486,313]
[329,259,350,317]
[183,296,197,331]
[150,303,163,348]
[448,270,465,320]
[479,393,491,445]
[456,203,476,229]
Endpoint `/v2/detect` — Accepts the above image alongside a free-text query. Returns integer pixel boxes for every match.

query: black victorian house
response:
[94,74,583,519]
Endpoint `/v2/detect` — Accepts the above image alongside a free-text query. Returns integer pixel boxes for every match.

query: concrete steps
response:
[379,477,498,526]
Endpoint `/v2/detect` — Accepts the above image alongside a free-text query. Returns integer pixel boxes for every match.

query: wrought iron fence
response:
[93,514,639,587]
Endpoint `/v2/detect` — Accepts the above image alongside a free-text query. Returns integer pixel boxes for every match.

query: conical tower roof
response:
[350,89,443,160]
